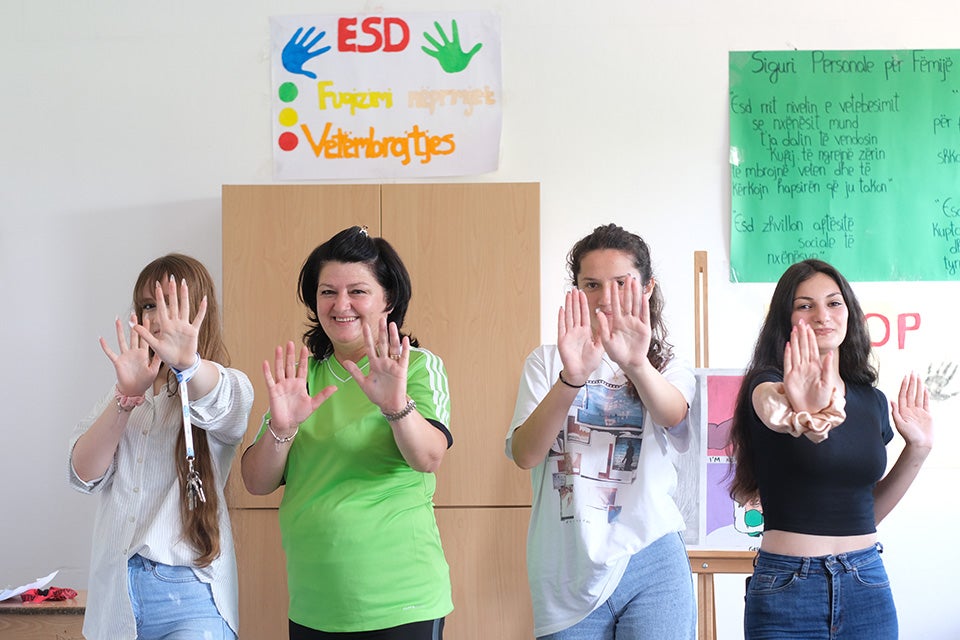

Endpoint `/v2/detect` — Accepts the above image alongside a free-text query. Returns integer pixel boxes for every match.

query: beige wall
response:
[4,3,959,639]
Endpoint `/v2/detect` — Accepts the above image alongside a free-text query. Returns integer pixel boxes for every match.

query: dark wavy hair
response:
[728,259,876,501]
[298,226,418,360]
[133,253,228,567]
[567,223,673,371]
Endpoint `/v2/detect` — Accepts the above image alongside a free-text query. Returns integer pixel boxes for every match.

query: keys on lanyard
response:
[185,457,206,511]
[175,353,206,511]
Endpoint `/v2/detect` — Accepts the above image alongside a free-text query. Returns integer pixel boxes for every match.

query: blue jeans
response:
[127,554,235,640]
[744,544,897,640]
[539,532,696,640]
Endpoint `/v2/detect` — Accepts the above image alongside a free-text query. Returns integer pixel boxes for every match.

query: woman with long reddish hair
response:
[70,254,253,639]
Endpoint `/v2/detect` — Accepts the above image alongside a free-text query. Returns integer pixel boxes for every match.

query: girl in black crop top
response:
[728,259,933,640]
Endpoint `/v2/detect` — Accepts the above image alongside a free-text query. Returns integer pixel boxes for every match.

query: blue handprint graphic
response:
[421,20,482,73]
[282,26,331,79]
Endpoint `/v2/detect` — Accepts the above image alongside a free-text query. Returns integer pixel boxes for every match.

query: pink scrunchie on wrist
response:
[754,383,846,443]
[115,386,146,413]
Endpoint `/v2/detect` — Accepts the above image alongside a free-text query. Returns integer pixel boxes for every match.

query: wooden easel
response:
[688,251,755,640]
[694,250,710,369]
[688,550,755,640]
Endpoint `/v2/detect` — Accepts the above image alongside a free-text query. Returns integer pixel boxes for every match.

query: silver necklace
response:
[325,357,369,383]
[600,353,624,379]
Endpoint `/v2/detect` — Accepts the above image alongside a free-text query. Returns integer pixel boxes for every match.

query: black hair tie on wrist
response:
[558,370,585,389]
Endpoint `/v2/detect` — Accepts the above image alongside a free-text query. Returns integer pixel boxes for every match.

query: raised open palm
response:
[557,289,602,385]
[100,312,160,396]
[782,320,837,412]
[263,341,336,431]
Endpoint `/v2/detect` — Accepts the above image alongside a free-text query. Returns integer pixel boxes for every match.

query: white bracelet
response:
[266,417,298,444]
[381,397,417,422]
[171,352,202,384]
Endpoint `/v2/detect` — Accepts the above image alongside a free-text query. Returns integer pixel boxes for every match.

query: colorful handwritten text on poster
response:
[729,49,960,282]
[271,12,502,179]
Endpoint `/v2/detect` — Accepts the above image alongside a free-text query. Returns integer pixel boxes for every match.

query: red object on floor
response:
[19,587,78,603]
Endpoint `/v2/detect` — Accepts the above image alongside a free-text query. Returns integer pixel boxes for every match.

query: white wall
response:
[2,1,957,638]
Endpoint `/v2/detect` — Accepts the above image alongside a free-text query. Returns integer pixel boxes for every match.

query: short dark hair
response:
[298,226,417,359]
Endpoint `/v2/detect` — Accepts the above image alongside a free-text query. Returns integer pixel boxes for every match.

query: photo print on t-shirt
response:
[553,382,647,524]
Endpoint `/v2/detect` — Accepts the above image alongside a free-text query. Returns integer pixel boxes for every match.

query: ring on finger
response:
[389,354,401,360]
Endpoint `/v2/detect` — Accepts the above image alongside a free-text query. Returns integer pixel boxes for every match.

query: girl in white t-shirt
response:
[507,224,696,639]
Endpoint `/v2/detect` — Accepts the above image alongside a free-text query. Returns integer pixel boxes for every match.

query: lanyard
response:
[173,353,205,510]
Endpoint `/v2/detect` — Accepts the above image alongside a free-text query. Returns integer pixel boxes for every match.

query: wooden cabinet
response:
[222,184,379,510]
[223,183,538,639]
[435,508,533,639]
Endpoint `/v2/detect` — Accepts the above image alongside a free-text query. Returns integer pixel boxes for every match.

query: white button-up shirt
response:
[69,364,253,639]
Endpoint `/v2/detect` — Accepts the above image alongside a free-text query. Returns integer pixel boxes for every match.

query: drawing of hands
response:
[924,361,959,401]
[421,20,482,73]
[282,26,331,79]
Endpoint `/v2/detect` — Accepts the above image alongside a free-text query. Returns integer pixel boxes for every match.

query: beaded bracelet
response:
[381,397,417,422]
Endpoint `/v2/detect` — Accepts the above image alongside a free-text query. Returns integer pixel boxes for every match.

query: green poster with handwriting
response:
[729,49,960,282]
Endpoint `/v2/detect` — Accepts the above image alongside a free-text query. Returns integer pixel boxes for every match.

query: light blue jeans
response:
[744,544,897,640]
[127,554,235,640]
[539,532,696,640]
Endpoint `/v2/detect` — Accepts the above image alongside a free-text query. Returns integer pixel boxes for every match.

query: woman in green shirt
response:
[241,226,453,639]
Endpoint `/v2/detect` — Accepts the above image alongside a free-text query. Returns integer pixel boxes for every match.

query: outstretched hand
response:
[343,318,409,413]
[262,341,336,432]
[595,277,652,371]
[557,289,602,386]
[891,371,933,450]
[133,276,207,372]
[100,313,161,396]
[782,320,837,412]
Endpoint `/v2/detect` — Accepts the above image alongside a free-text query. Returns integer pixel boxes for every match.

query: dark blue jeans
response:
[744,544,897,640]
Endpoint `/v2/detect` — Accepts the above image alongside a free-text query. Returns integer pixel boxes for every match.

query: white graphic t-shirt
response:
[506,345,695,636]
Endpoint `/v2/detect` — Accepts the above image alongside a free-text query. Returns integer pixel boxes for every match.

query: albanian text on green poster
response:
[729,49,960,282]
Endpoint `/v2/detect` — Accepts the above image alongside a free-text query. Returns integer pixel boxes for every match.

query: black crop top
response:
[749,371,894,536]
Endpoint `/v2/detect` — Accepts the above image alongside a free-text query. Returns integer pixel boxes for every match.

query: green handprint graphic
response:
[422,20,482,73]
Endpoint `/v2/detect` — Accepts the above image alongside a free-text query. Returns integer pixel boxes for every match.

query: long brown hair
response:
[728,259,875,502]
[133,254,229,567]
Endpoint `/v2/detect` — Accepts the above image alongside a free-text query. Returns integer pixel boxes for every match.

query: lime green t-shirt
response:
[272,348,453,632]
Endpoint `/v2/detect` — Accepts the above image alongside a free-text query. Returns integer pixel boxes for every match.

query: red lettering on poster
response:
[338,17,410,53]
[865,312,921,350]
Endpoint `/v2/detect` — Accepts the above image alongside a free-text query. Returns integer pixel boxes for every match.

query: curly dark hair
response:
[567,223,673,371]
